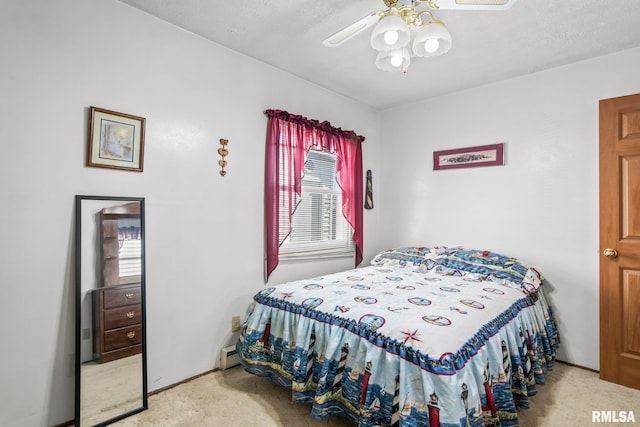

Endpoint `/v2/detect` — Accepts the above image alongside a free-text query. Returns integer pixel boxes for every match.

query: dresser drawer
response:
[104,304,142,330]
[103,284,141,309]
[103,324,142,352]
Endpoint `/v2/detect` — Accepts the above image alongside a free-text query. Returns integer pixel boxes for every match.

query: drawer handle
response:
[127,331,136,339]
[125,292,134,299]
[126,311,135,319]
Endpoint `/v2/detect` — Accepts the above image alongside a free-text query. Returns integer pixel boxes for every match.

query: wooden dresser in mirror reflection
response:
[93,202,143,363]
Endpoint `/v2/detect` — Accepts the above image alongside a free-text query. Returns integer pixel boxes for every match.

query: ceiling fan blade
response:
[427,0,518,10]
[322,12,382,47]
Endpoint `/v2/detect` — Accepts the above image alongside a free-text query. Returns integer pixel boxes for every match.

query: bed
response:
[237,246,559,427]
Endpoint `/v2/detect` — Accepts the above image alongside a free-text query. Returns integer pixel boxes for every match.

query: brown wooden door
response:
[599,92,640,390]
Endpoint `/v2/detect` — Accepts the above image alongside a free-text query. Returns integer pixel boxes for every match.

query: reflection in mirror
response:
[75,196,147,426]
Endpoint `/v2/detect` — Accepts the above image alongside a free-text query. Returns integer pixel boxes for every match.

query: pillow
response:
[520,267,543,294]
[372,245,543,293]
[371,246,435,267]
[434,247,541,292]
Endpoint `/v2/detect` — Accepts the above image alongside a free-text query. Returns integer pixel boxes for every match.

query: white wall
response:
[374,47,640,371]
[0,1,379,425]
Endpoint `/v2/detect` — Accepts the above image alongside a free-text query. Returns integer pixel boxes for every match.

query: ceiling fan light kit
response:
[370,5,452,73]
[322,0,517,73]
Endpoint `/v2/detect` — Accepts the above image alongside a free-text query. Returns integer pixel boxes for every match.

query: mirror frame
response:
[74,195,148,426]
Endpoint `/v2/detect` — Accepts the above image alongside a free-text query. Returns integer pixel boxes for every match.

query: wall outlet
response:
[82,328,91,340]
[231,315,241,332]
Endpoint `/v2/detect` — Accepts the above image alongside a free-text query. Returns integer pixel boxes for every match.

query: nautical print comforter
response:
[237,246,559,427]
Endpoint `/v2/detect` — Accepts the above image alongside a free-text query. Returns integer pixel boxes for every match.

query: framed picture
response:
[433,143,505,170]
[87,106,145,172]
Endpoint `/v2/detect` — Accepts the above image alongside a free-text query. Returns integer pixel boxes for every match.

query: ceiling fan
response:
[322,0,518,73]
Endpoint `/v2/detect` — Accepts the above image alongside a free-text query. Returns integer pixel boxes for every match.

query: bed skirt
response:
[237,286,559,427]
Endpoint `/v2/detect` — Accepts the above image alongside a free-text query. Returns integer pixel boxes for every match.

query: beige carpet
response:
[114,362,640,426]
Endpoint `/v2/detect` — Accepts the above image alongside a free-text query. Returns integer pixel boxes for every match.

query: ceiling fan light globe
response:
[424,38,440,53]
[384,30,399,45]
[371,14,410,51]
[412,22,452,57]
[375,48,410,72]
[390,52,403,67]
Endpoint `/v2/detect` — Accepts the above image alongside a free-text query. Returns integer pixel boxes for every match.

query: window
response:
[280,149,354,259]
[264,109,364,280]
[118,237,142,277]
[117,219,142,277]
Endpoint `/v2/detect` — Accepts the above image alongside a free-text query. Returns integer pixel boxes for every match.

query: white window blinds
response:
[280,149,354,259]
[119,238,142,277]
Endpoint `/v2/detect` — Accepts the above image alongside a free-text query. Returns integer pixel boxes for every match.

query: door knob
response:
[603,248,618,258]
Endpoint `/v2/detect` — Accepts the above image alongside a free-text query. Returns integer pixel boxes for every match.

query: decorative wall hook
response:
[218,138,229,176]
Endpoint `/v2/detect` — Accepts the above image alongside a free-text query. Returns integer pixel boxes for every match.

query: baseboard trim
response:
[149,368,220,396]
[556,359,599,374]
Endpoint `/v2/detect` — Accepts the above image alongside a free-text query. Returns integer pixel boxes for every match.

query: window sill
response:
[280,249,355,262]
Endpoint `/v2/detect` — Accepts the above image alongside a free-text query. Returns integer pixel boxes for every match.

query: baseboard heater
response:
[220,345,241,370]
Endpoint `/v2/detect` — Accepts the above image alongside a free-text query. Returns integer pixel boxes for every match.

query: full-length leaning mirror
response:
[74,195,147,426]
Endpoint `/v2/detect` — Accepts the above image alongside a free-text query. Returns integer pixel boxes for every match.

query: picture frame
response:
[433,143,505,171]
[87,106,145,172]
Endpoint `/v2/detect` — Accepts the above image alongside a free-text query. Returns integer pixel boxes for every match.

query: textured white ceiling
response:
[117,0,640,110]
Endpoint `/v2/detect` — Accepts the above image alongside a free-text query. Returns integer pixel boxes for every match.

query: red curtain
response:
[265,109,364,281]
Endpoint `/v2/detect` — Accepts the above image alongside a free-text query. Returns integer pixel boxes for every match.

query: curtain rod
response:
[264,109,365,143]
